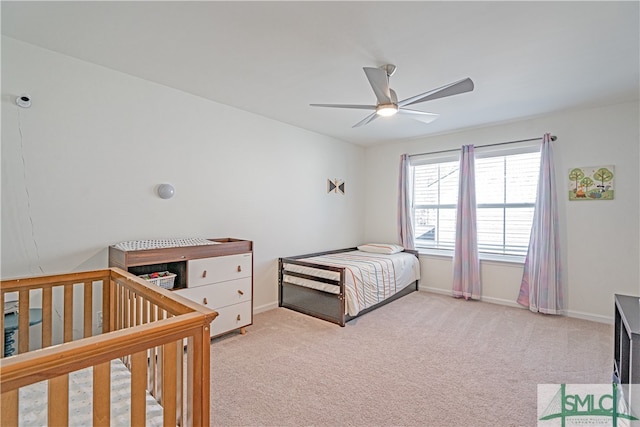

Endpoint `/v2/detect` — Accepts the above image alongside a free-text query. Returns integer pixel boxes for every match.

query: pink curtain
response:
[452,145,481,299]
[517,133,564,314]
[398,154,415,250]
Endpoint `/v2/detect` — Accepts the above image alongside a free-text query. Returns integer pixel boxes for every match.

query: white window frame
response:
[409,141,541,263]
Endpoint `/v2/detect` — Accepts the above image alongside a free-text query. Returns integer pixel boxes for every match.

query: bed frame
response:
[278,247,419,326]
[0,268,217,427]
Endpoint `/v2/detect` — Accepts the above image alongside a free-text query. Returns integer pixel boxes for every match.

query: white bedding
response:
[18,358,164,426]
[282,250,420,316]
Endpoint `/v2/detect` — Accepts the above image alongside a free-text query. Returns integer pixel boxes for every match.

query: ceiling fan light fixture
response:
[310,65,474,128]
[376,104,398,117]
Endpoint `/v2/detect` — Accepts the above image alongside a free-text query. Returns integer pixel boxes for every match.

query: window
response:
[412,156,459,251]
[411,145,541,258]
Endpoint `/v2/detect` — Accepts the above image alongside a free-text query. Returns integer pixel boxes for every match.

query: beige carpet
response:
[209,291,612,427]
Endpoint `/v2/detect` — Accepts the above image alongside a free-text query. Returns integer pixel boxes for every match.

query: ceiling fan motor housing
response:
[380,64,397,77]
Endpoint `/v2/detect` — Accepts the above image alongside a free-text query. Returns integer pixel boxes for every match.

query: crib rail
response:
[0,268,217,427]
[0,270,111,355]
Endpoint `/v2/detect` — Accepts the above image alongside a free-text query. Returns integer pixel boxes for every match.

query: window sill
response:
[416,247,525,265]
[479,252,525,265]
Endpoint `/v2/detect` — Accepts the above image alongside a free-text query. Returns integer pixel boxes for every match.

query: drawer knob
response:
[237,290,244,296]
[203,297,208,305]
[237,265,242,273]
[236,314,241,321]
[202,270,207,278]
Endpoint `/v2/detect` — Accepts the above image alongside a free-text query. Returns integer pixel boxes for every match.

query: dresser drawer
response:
[175,278,251,308]
[210,301,252,337]
[188,253,252,287]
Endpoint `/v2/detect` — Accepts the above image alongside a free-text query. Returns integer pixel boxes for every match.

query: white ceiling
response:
[2,1,639,146]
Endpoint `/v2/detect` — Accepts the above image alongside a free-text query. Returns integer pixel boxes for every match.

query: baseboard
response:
[419,286,524,309]
[257,289,614,323]
[564,310,613,324]
[418,287,613,324]
[254,301,279,314]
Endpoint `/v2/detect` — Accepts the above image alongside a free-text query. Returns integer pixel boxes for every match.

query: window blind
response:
[411,144,541,257]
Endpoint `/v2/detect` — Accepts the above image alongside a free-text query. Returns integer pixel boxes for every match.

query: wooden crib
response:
[0,268,217,426]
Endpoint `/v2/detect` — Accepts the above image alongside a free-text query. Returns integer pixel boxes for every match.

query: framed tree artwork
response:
[568,165,614,201]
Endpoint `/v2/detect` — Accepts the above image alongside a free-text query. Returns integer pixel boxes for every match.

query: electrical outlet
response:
[97,311,103,328]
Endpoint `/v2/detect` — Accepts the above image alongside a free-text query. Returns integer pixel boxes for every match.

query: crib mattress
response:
[18,358,164,426]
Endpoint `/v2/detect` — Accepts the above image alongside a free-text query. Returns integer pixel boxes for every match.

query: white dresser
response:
[109,238,253,338]
[177,252,252,336]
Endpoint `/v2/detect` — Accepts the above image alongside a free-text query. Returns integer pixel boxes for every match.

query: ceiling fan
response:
[310,64,474,128]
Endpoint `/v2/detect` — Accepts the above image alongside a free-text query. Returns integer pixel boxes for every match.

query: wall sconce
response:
[157,183,175,199]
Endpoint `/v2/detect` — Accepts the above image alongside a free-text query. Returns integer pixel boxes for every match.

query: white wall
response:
[364,101,640,322]
[3,36,638,325]
[1,37,365,314]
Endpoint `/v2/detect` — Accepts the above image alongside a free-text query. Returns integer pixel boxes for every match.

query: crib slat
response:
[176,340,184,426]
[84,281,93,338]
[103,278,113,333]
[49,374,69,425]
[42,287,52,347]
[18,289,29,354]
[129,288,135,328]
[156,342,164,403]
[186,336,195,426]
[155,308,167,403]
[114,282,120,330]
[64,285,73,343]
[150,306,159,398]
[1,389,18,426]
[189,327,211,426]
[163,340,178,427]
[143,298,149,324]
[18,290,29,354]
[119,286,126,330]
[113,284,119,331]
[136,293,142,326]
[131,350,148,425]
[130,289,135,327]
[116,285,122,330]
[127,289,136,328]
[94,361,110,426]
[121,287,126,331]
[125,289,133,368]
[151,303,157,324]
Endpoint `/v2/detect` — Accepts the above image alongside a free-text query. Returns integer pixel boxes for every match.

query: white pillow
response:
[357,243,404,254]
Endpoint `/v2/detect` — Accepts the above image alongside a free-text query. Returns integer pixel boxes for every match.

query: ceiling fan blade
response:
[363,67,392,104]
[352,112,379,128]
[310,103,376,110]
[398,77,474,107]
[398,108,440,124]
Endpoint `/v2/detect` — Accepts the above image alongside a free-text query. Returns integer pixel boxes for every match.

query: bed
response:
[278,245,420,326]
[0,268,216,426]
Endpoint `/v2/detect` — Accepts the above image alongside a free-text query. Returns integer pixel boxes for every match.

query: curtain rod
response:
[409,135,557,158]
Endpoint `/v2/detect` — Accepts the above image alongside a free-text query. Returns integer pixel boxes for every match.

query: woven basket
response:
[138,271,176,289]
